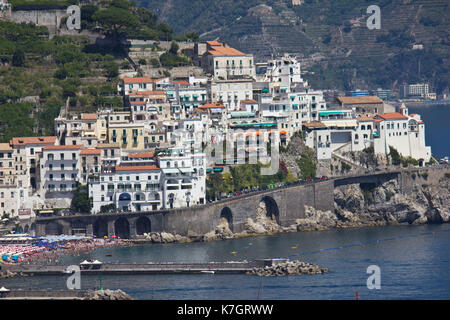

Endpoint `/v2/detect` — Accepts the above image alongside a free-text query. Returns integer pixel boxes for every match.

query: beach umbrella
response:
[92,260,102,264]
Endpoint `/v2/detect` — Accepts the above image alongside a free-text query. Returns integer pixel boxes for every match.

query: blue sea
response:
[408,104,449,159]
[2,224,449,300]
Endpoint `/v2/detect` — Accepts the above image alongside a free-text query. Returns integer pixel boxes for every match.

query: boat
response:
[201,270,215,274]
[105,254,112,257]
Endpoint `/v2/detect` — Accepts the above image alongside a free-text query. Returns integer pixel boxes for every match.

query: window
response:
[60,153,64,160]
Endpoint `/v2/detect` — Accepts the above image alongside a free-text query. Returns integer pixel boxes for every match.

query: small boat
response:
[105,254,112,257]
[201,270,215,274]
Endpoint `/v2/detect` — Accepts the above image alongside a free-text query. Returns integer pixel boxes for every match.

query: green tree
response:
[70,184,92,213]
[169,41,179,55]
[296,147,317,179]
[389,146,402,166]
[93,6,139,37]
[12,48,25,67]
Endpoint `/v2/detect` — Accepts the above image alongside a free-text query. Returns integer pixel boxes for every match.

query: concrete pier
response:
[1,259,280,275]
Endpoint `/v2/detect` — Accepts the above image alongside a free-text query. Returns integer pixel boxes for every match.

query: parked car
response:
[319,176,328,180]
[306,178,313,182]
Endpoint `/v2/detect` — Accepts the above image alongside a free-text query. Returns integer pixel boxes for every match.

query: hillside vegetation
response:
[0,0,189,142]
[138,0,449,93]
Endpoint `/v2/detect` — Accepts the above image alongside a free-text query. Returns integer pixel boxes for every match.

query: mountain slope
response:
[137,0,449,94]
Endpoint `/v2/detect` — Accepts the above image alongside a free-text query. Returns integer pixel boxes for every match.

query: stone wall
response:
[34,167,450,238]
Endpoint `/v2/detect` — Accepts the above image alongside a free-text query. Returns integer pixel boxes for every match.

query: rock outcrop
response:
[143,232,189,243]
[86,289,133,300]
[203,218,234,241]
[243,201,284,234]
[332,177,450,227]
[247,260,329,276]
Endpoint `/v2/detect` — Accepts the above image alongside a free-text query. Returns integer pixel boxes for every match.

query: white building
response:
[201,41,255,79]
[208,78,253,112]
[118,77,154,96]
[373,106,431,164]
[264,54,303,92]
[40,145,82,208]
[90,164,162,213]
[158,148,206,209]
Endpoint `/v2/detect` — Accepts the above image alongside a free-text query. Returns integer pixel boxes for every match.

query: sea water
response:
[1,224,449,300]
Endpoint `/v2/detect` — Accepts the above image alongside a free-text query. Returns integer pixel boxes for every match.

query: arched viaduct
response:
[33,167,449,239]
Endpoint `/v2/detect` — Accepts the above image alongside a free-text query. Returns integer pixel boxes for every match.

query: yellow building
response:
[108,123,146,150]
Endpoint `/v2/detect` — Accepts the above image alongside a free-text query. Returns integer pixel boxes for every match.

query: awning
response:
[162,168,181,174]
[319,111,346,116]
[280,130,287,135]
[179,168,194,173]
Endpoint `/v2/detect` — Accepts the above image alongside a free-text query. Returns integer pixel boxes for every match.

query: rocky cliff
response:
[139,173,449,243]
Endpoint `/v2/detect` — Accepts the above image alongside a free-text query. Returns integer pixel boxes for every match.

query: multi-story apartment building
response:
[158,148,206,209]
[108,122,146,150]
[80,148,101,184]
[208,77,254,112]
[40,145,82,208]
[118,77,154,96]
[90,164,163,213]
[0,143,17,216]
[400,83,429,98]
[264,54,303,91]
[55,113,107,148]
[201,41,255,79]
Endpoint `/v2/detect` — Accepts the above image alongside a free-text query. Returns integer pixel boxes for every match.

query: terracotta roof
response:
[171,80,190,86]
[376,112,408,120]
[152,77,168,83]
[128,152,155,159]
[115,165,159,172]
[208,46,246,56]
[197,103,225,109]
[357,116,375,122]
[206,41,222,46]
[44,145,82,151]
[0,143,12,151]
[337,96,383,104]
[80,148,101,155]
[11,136,57,146]
[130,101,146,105]
[241,99,257,104]
[302,121,326,128]
[81,113,97,120]
[123,77,152,84]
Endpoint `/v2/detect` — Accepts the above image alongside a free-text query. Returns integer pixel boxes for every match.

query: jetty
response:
[0,259,284,275]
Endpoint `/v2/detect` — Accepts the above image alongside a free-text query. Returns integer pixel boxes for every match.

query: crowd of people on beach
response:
[0,236,132,265]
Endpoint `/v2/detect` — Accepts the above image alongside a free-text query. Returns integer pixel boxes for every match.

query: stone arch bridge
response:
[33,167,449,238]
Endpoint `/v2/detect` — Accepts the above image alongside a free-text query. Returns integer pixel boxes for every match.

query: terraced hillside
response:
[138,0,449,93]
